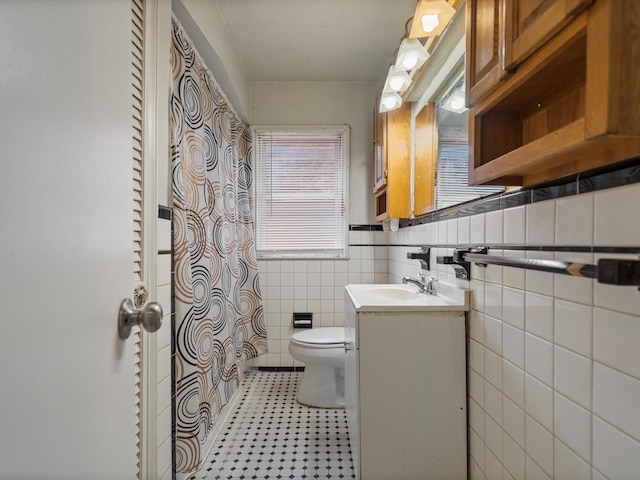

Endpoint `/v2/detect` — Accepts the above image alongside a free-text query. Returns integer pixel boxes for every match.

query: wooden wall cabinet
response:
[372,89,386,194]
[466,0,508,106]
[467,0,640,187]
[504,0,593,69]
[373,89,411,221]
[466,0,593,106]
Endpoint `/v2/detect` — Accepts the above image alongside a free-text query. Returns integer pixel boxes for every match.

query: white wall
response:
[173,0,251,122]
[251,81,378,225]
[389,185,640,480]
[248,81,383,367]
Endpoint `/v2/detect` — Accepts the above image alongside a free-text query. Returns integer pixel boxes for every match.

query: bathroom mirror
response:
[431,69,503,211]
[408,4,503,218]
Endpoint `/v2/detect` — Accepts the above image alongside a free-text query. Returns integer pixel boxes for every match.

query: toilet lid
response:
[291,327,345,346]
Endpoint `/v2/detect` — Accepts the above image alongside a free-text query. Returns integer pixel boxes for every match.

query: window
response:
[253,126,349,258]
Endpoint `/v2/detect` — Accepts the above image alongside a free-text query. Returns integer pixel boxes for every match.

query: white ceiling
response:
[214,0,418,83]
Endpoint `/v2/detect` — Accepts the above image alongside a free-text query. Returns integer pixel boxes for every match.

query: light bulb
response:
[402,53,418,69]
[421,13,440,33]
[449,95,464,111]
[384,96,398,109]
[389,76,405,91]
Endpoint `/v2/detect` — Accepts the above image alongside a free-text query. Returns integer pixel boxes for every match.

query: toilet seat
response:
[290,327,345,348]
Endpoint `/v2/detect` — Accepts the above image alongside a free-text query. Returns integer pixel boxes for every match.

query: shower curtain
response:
[170,21,268,474]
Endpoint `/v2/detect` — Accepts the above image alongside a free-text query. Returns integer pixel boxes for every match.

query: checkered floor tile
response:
[190,370,356,480]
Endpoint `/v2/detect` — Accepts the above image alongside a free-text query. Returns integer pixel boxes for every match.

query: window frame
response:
[252,125,350,260]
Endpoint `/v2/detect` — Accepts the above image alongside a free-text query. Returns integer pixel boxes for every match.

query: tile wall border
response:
[399,157,640,228]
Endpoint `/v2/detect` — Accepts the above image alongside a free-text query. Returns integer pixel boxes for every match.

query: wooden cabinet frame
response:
[469,0,640,186]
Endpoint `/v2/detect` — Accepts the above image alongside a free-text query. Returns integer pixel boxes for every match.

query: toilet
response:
[288,327,346,408]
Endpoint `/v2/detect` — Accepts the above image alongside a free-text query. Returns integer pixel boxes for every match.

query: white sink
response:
[345,283,469,312]
[363,285,422,301]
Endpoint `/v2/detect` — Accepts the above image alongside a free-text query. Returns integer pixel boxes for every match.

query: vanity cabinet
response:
[344,289,467,480]
[467,0,640,187]
[373,87,411,221]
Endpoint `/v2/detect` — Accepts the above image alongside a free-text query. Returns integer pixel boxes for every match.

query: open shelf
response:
[469,3,640,187]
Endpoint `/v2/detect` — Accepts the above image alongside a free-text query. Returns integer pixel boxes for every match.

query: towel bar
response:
[437,248,640,289]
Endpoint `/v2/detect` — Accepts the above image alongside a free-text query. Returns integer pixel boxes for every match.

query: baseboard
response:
[253,366,305,372]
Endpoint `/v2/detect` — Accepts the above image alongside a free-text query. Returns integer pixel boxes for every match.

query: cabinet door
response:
[373,89,387,193]
[504,0,593,69]
[414,103,437,216]
[385,103,412,219]
[466,0,508,105]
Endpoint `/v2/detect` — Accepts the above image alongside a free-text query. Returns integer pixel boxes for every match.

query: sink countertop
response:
[345,283,469,313]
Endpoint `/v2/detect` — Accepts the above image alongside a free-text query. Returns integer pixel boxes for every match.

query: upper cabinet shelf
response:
[466,0,640,187]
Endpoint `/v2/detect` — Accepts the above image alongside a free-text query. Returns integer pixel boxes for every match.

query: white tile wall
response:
[504,432,525,479]
[554,346,591,410]
[486,210,504,244]
[525,333,553,387]
[504,206,526,245]
[526,201,555,245]
[503,323,524,369]
[526,414,554,476]
[554,439,591,479]
[503,395,525,448]
[594,184,640,245]
[593,416,640,479]
[470,213,486,244]
[593,363,640,442]
[156,216,173,479]
[251,229,389,367]
[525,373,553,431]
[555,194,593,246]
[554,252,594,305]
[554,298,592,357]
[554,392,591,462]
[503,360,525,409]
[384,183,640,479]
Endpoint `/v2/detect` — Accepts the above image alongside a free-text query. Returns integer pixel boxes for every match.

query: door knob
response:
[118,298,163,340]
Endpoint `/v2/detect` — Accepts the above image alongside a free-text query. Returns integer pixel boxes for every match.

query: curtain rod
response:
[171,16,245,127]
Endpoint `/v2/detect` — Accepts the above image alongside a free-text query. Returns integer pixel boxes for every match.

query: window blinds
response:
[435,127,502,209]
[254,127,348,257]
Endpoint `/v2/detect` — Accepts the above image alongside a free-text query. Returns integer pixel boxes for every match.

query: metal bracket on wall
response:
[436,247,488,280]
[407,246,431,271]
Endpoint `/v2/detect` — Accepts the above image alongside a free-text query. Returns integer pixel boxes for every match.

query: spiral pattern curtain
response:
[170,21,267,474]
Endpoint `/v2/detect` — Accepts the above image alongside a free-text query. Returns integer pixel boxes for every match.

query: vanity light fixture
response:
[441,76,467,114]
[393,38,430,72]
[383,66,412,93]
[443,92,467,113]
[378,1,455,113]
[409,0,456,38]
[379,91,403,113]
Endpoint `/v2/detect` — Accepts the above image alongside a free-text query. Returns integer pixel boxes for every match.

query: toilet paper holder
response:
[293,312,313,329]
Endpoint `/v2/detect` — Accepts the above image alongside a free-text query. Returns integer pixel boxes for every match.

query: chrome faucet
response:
[402,273,438,295]
[425,276,438,295]
[402,275,425,291]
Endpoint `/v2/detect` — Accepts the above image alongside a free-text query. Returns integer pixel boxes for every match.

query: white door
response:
[0,1,139,478]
